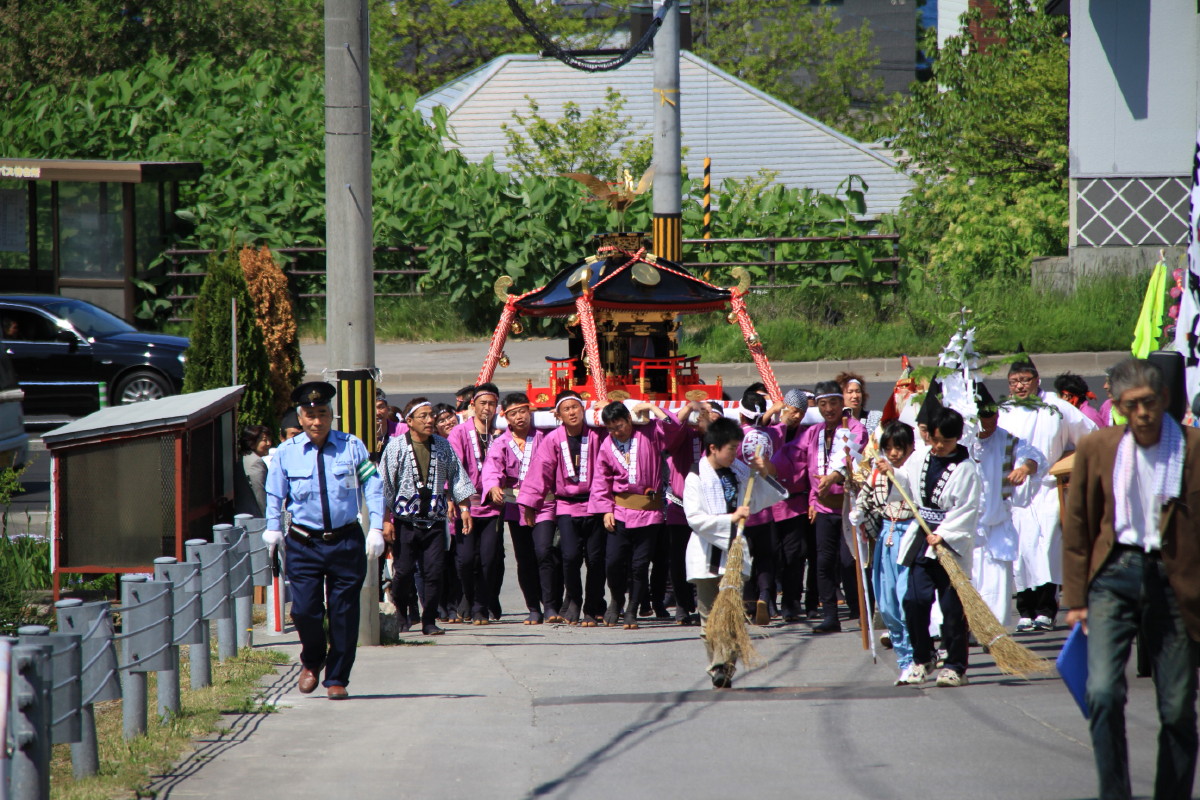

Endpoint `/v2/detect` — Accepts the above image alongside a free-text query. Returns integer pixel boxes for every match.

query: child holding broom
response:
[684,418,787,689]
[878,406,981,687]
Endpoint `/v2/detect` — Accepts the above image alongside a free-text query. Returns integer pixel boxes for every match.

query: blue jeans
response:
[1086,546,1198,800]
[872,519,912,670]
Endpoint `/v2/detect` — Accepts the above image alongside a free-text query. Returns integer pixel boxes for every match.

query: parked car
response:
[0,327,28,467]
[0,295,188,416]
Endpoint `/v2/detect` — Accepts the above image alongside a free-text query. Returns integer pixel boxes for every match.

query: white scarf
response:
[698,455,749,515]
[560,435,590,482]
[1113,415,1186,535]
[508,434,534,482]
[610,435,639,485]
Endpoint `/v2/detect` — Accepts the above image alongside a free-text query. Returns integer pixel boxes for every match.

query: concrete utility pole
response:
[325,0,380,645]
[651,0,682,263]
[324,0,377,435]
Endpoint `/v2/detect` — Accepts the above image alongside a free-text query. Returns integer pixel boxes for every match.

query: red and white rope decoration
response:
[730,290,783,404]
[477,299,518,386]
[574,286,608,407]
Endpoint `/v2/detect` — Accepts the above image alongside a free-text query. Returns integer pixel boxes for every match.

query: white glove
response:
[365,528,386,559]
[263,529,284,557]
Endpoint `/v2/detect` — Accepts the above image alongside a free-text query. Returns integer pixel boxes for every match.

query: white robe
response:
[683,458,788,582]
[970,429,1044,627]
[891,449,981,572]
[998,391,1096,589]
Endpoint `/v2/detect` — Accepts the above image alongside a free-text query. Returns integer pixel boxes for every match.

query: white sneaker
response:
[1033,615,1054,631]
[935,669,968,687]
[1016,617,1035,632]
[901,662,932,685]
[894,664,915,685]
[880,632,893,649]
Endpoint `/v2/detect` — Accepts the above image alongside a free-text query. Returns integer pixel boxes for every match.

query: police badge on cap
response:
[292,381,336,408]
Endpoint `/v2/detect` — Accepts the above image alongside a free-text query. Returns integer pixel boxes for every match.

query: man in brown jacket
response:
[1063,358,1200,800]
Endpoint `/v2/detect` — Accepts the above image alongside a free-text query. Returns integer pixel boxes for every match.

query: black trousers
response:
[814,511,858,623]
[1015,582,1059,621]
[531,519,563,615]
[743,521,776,606]
[663,523,696,614]
[905,555,969,674]
[286,526,366,686]
[606,522,660,618]
[558,513,606,617]
[441,530,462,619]
[391,521,445,628]
[507,519,541,615]
[647,526,672,612]
[455,515,503,618]
[803,520,819,614]
[776,514,809,617]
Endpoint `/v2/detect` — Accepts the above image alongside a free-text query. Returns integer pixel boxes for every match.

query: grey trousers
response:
[693,576,736,677]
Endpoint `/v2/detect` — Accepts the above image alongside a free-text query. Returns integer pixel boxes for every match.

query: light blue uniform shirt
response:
[265,429,384,532]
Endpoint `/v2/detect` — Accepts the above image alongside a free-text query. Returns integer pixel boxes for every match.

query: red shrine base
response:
[523,356,725,408]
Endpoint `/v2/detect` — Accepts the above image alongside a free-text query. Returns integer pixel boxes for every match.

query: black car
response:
[0,295,188,416]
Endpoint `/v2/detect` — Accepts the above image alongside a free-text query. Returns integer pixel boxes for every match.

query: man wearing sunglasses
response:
[999,356,1097,632]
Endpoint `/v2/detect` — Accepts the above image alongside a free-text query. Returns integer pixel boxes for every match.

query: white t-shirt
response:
[1115,440,1162,552]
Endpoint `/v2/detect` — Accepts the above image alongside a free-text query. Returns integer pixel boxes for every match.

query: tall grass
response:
[680,274,1143,363]
[296,296,483,342]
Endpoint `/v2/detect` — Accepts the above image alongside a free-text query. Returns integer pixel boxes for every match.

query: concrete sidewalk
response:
[301,338,1126,394]
[149,550,1167,800]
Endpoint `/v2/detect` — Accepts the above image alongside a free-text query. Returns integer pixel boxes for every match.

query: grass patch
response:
[50,643,288,800]
[680,274,1143,363]
[296,296,483,343]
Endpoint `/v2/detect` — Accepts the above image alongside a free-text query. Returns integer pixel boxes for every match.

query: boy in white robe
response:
[971,383,1043,629]
[683,418,787,689]
[883,406,981,687]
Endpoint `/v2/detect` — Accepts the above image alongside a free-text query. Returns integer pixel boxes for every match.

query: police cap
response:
[292,381,336,408]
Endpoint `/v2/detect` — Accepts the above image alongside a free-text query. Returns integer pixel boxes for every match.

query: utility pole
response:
[651,0,682,263]
[324,0,380,645]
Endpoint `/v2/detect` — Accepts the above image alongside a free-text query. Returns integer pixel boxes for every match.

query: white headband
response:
[815,393,843,400]
[406,401,432,418]
[555,395,583,411]
[738,402,763,421]
[843,379,862,387]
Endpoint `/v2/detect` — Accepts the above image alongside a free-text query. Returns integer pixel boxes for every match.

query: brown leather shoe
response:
[327,685,349,700]
[297,666,319,694]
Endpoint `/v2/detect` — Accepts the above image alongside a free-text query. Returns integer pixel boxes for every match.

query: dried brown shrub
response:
[239,245,306,420]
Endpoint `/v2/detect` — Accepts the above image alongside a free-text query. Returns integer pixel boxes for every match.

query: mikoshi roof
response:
[514,247,730,317]
[416,52,914,217]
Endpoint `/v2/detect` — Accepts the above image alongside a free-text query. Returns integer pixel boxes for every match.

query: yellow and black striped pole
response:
[652,214,682,263]
[336,368,376,454]
[703,157,712,256]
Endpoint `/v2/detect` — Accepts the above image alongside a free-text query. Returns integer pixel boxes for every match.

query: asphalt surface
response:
[146,545,1170,800]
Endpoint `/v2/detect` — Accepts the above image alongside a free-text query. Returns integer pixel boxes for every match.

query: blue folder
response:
[1056,622,1090,719]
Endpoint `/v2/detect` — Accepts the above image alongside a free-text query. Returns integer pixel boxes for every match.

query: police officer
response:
[264,382,385,700]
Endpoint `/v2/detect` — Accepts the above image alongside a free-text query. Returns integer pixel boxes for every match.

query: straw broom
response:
[883,471,1052,678]
[705,452,765,669]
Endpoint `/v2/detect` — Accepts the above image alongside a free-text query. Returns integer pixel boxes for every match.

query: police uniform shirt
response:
[265,429,384,532]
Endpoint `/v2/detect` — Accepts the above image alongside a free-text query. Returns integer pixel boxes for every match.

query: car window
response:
[0,308,60,342]
[38,299,135,338]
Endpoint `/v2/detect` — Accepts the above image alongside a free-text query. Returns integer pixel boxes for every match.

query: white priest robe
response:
[998,391,1096,590]
[683,458,788,582]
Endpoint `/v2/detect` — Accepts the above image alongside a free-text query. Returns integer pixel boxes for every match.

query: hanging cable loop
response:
[506,0,675,72]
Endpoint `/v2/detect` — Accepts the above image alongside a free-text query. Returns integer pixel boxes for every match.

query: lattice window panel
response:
[1075,177,1190,247]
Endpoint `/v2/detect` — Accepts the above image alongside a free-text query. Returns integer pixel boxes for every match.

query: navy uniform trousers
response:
[286,525,367,687]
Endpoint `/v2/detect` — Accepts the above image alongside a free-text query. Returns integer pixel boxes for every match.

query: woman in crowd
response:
[234,424,272,516]
[836,371,882,435]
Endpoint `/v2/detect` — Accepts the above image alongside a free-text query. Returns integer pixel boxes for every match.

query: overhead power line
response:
[505,0,676,72]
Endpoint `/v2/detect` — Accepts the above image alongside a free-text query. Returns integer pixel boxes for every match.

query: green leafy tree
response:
[891,1,1068,293]
[502,88,653,182]
[692,0,890,138]
[369,0,622,96]
[182,247,275,429]
[0,0,322,100]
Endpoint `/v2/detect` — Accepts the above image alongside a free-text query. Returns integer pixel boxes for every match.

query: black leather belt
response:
[289,521,360,543]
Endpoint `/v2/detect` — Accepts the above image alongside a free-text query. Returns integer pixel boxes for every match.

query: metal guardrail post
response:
[117,576,172,740]
[17,625,82,747]
[55,600,118,779]
[186,538,230,687]
[224,520,255,651]
[9,643,51,800]
[152,558,183,720]
[211,524,238,661]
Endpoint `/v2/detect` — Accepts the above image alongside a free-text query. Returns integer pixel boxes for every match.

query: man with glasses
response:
[999,358,1097,632]
[1063,358,1200,800]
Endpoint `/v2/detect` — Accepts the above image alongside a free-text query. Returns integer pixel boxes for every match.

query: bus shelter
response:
[0,158,203,321]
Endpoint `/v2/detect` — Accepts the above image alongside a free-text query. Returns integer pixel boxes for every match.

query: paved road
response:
[148,548,1168,800]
